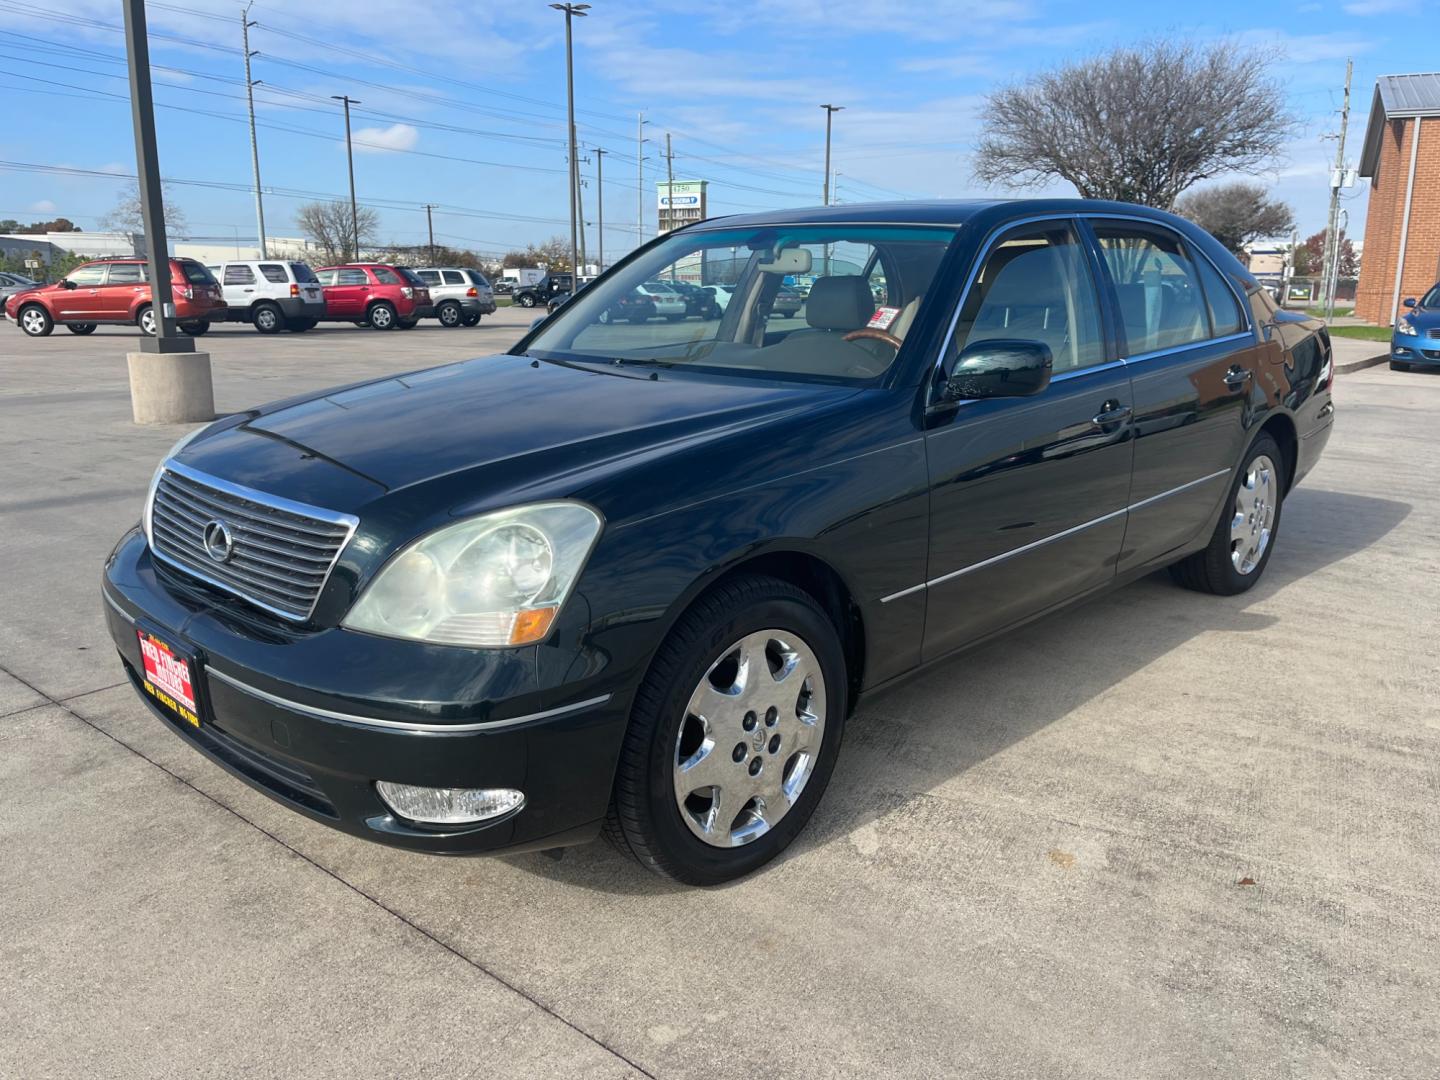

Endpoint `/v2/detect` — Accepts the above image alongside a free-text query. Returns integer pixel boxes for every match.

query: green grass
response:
[1328,325,1392,342]
[1305,305,1353,318]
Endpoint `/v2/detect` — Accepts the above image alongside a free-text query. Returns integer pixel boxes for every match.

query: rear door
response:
[920,217,1134,660]
[326,267,370,316]
[1088,219,1260,572]
[97,261,147,320]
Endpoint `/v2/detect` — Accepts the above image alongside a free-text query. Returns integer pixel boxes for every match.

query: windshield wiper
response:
[610,357,675,368]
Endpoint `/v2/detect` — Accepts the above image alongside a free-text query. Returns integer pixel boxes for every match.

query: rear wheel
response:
[66,322,97,335]
[137,305,156,336]
[252,302,283,334]
[367,302,397,330]
[437,301,462,327]
[180,320,209,336]
[606,574,847,885]
[1390,360,1410,372]
[1169,433,1284,596]
[19,304,53,337]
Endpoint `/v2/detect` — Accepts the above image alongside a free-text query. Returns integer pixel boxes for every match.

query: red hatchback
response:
[313,264,433,330]
[4,257,226,337]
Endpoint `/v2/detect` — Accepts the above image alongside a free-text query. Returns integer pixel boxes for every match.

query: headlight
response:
[343,502,602,647]
[141,424,212,548]
[1396,317,1416,336]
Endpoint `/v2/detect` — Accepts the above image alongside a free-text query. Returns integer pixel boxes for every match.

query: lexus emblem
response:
[202,519,235,563]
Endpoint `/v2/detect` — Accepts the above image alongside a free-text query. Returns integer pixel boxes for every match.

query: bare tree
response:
[1175,182,1295,255]
[100,181,187,237]
[502,236,573,272]
[975,41,1296,209]
[295,200,380,263]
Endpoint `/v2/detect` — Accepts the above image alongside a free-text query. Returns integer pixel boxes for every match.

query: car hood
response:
[179,352,858,504]
[1402,305,1440,329]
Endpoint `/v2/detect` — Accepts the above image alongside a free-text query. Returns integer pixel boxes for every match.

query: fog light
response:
[375,782,524,825]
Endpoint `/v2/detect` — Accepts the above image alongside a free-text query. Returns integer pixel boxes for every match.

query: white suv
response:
[205,260,327,334]
[414,267,497,327]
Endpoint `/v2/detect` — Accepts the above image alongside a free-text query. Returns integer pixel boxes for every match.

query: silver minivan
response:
[413,267,497,327]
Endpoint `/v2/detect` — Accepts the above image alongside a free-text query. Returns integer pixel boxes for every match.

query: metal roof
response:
[1359,73,1440,177]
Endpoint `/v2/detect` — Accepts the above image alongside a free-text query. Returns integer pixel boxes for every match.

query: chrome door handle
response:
[1223,366,1252,390]
[1092,402,1132,426]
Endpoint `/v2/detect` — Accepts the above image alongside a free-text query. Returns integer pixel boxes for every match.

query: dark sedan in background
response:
[103,199,1333,885]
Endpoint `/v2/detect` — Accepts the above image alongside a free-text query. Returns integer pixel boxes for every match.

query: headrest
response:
[806,275,873,330]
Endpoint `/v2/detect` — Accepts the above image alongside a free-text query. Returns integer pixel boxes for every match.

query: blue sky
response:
[0,0,1418,258]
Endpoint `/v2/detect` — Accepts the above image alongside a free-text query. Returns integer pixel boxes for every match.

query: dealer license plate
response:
[136,628,200,728]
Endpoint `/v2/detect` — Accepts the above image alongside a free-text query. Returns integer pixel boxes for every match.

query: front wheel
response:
[285,318,316,332]
[1169,433,1284,596]
[1390,361,1409,372]
[396,318,418,330]
[516,294,536,308]
[19,304,53,336]
[180,320,209,336]
[461,312,481,326]
[606,575,847,885]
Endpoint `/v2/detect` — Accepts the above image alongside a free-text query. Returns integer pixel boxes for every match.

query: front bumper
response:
[1391,336,1440,364]
[102,529,628,854]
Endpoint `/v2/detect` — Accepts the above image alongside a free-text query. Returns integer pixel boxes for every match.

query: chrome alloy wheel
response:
[1231,453,1277,575]
[673,630,826,848]
[20,308,48,334]
[139,307,157,335]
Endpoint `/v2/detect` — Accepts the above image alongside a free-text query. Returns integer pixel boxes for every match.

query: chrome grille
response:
[148,463,357,621]
[1426,328,1440,340]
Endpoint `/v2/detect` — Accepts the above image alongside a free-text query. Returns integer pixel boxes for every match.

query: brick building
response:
[1355,73,1440,325]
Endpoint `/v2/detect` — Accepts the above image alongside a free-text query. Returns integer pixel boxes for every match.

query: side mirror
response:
[530,315,546,330]
[1403,297,1417,308]
[61,279,78,290]
[941,339,1052,402]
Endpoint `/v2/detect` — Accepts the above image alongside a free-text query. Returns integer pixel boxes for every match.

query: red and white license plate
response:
[137,628,200,727]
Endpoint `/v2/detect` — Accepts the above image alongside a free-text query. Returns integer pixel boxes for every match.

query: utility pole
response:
[577,151,589,274]
[241,5,266,258]
[665,133,676,280]
[423,203,436,262]
[551,3,589,276]
[636,112,649,245]
[1321,59,1353,322]
[820,104,844,206]
[331,94,362,259]
[122,0,187,351]
[594,147,606,271]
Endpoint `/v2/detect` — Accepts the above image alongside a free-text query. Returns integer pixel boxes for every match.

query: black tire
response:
[285,318,316,332]
[396,318,418,330]
[437,301,462,327]
[461,312,481,326]
[665,314,683,322]
[252,303,283,334]
[66,322,97,336]
[605,574,848,885]
[516,293,536,308]
[18,304,54,337]
[367,301,397,330]
[1168,433,1285,596]
[136,305,156,336]
[628,314,649,324]
[1390,361,1409,372]
[180,320,209,336]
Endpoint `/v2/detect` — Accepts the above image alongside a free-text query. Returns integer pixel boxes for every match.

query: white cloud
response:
[28,199,58,213]
[351,123,420,153]
[1342,0,1418,13]
[1235,29,1379,64]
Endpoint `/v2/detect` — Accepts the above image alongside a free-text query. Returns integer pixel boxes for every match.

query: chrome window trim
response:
[149,459,359,623]
[880,468,1231,603]
[206,667,611,733]
[1121,331,1255,368]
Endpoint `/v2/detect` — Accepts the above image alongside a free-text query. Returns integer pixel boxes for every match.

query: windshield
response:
[523,224,958,382]
[1421,285,1440,309]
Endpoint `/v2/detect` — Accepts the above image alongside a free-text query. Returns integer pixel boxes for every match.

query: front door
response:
[1088,220,1260,571]
[55,263,109,319]
[328,267,371,316]
[921,218,1133,661]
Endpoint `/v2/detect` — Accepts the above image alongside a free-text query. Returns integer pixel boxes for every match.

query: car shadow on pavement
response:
[508,487,1411,894]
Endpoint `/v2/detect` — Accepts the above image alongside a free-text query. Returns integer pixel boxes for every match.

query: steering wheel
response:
[843,327,902,351]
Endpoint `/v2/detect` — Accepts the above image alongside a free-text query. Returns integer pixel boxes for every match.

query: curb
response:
[1336,351,1388,375]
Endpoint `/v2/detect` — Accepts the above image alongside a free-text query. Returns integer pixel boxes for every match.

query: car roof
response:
[686,198,1191,231]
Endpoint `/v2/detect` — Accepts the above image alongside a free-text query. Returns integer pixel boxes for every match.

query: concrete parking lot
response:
[2,311,1436,1078]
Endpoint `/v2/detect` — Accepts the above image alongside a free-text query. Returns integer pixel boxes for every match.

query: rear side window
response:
[1194,256,1245,336]
[442,270,466,285]
[180,261,216,284]
[258,263,289,284]
[104,263,145,285]
[290,263,319,283]
[372,267,401,285]
[1093,223,1209,355]
[224,264,256,285]
[337,268,369,286]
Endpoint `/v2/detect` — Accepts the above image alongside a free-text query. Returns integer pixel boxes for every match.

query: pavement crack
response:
[0,659,658,1080]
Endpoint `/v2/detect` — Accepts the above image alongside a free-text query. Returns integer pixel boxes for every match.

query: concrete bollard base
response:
[126,350,215,424]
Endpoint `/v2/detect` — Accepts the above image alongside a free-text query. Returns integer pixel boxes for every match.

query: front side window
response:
[224,264,256,285]
[417,270,440,285]
[1420,285,1440,309]
[1093,223,1210,355]
[943,221,1105,376]
[104,263,146,285]
[524,224,958,383]
[336,268,369,286]
[314,268,337,285]
[67,264,109,286]
[258,263,289,284]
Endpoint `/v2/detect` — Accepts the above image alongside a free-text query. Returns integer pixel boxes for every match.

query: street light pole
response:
[594,147,606,271]
[636,112,649,245]
[550,3,590,276]
[241,5,267,259]
[122,0,188,352]
[820,104,844,206]
[332,94,362,259]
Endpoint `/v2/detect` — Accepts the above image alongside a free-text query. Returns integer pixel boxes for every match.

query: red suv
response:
[314,264,433,330]
[4,257,226,337]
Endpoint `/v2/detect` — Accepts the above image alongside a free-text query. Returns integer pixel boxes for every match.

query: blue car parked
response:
[1391,283,1440,371]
